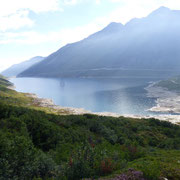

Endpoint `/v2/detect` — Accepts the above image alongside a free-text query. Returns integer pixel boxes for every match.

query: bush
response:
[0,132,57,179]
[100,158,114,175]
[65,143,97,179]
[137,161,160,180]
[113,168,145,180]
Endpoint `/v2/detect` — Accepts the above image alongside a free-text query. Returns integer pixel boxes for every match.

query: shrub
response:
[113,168,145,180]
[65,143,97,179]
[100,158,114,175]
[0,132,57,179]
[137,161,160,180]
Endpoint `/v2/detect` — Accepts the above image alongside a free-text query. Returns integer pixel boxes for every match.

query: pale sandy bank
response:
[26,92,180,125]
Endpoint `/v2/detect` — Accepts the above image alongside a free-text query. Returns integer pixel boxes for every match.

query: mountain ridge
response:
[19,7,180,78]
[2,56,44,77]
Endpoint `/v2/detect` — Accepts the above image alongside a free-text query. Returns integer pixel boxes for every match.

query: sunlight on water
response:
[11,77,162,115]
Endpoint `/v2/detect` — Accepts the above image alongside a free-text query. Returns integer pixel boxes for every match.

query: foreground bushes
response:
[0,132,58,179]
[0,101,180,179]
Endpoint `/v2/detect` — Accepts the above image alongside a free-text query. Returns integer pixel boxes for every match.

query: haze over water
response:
[11,77,164,115]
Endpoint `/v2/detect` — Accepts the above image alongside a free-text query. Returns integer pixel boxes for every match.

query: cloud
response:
[0,0,60,16]
[3,0,180,46]
[0,21,103,46]
[0,0,60,31]
[110,0,180,10]
[0,10,34,32]
[63,0,79,5]
[63,0,101,6]
[2,0,180,45]
[105,0,180,24]
[96,0,101,4]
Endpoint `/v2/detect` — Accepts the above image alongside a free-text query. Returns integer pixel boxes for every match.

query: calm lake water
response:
[11,77,162,115]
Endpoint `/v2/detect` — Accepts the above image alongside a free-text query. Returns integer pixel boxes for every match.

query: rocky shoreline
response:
[26,93,91,115]
[26,91,180,125]
[8,79,180,124]
[145,83,180,114]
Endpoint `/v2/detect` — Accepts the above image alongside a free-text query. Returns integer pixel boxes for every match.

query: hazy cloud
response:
[0,0,60,31]
[0,0,60,16]
[0,10,34,32]
[0,22,103,46]
[110,0,180,9]
[63,0,79,5]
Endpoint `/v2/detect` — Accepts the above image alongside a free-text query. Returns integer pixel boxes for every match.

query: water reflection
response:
[59,79,65,89]
[11,77,162,115]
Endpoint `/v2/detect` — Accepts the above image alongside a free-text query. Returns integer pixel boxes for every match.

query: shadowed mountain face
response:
[19,7,180,78]
[2,56,44,77]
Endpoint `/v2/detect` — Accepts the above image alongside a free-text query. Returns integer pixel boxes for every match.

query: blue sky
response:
[1,0,180,71]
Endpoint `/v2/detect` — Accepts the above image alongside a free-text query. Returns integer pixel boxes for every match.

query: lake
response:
[11,77,163,116]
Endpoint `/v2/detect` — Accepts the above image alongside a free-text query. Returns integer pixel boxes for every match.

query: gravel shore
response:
[145,83,180,114]
[27,91,180,125]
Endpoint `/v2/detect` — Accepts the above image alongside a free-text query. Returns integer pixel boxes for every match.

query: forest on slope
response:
[0,75,180,179]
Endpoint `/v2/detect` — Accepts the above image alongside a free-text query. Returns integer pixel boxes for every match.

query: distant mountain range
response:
[2,56,44,77]
[19,7,180,78]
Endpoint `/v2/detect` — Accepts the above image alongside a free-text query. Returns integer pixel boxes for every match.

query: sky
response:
[1,0,180,72]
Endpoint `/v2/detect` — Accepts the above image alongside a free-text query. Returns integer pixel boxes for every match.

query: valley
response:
[1,4,180,179]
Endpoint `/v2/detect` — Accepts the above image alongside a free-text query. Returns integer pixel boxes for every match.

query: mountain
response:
[2,56,44,77]
[19,7,180,78]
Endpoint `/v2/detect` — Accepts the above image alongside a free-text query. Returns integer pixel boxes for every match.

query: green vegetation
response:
[0,75,70,115]
[0,76,180,179]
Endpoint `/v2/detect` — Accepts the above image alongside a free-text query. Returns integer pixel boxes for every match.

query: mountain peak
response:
[107,22,121,27]
[105,22,123,29]
[102,22,123,33]
[88,22,123,39]
[149,6,170,16]
[2,56,44,77]
[157,6,170,11]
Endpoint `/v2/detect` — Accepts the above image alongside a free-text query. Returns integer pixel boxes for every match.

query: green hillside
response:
[0,76,180,179]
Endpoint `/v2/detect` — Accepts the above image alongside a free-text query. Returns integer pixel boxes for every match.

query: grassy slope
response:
[0,76,180,180]
[0,76,70,115]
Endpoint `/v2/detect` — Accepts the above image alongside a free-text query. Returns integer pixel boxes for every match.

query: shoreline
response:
[26,91,180,125]
[26,93,92,115]
[145,83,180,114]
[9,78,180,124]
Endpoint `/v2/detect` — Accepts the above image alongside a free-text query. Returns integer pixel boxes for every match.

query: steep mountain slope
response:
[19,7,180,78]
[2,56,44,77]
